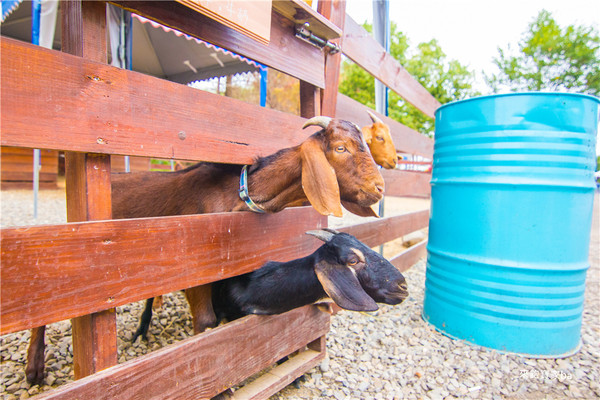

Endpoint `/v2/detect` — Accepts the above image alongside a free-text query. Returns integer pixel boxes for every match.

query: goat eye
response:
[376,136,384,142]
[335,146,346,153]
[348,259,359,266]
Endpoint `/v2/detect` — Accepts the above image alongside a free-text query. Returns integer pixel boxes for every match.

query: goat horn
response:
[306,229,337,242]
[302,116,332,130]
[367,110,383,124]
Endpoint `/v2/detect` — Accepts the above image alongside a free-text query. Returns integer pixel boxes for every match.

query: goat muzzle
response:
[392,281,409,302]
[358,179,385,205]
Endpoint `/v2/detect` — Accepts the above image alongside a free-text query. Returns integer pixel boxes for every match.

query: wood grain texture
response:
[65,152,112,222]
[71,310,118,379]
[233,347,325,400]
[0,147,59,170]
[390,240,428,272]
[342,16,441,118]
[61,0,117,379]
[0,181,58,190]
[338,210,429,248]
[1,171,57,181]
[382,169,431,198]
[318,0,346,117]
[0,38,311,163]
[177,0,272,45]
[65,152,116,379]
[336,94,434,157]
[299,81,321,118]
[110,156,151,173]
[61,0,106,59]
[110,1,326,88]
[33,306,330,400]
[0,208,326,334]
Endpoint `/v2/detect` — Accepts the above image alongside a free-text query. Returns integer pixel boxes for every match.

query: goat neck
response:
[238,147,306,213]
[212,253,326,321]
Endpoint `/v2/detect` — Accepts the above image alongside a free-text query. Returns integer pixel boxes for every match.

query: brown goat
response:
[25,116,385,384]
[362,111,398,169]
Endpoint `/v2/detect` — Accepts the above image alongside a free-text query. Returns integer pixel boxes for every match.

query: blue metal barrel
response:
[423,92,599,357]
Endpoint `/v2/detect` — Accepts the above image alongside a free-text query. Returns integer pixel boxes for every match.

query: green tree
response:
[486,10,600,95]
[339,23,478,136]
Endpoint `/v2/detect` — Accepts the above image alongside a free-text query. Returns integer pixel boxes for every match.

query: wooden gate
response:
[1,1,436,398]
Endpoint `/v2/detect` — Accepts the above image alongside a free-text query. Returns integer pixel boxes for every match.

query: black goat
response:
[211,229,408,399]
[136,230,408,337]
[212,229,408,323]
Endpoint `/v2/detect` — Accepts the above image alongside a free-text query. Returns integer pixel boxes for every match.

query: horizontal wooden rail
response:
[339,209,429,248]
[383,169,431,198]
[336,94,434,158]
[232,345,324,399]
[110,2,326,88]
[34,306,329,400]
[391,240,428,272]
[0,37,311,164]
[0,207,326,334]
[342,16,441,119]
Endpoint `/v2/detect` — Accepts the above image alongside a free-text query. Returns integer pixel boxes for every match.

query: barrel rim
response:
[436,92,600,116]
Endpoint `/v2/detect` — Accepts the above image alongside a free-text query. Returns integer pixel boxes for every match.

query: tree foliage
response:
[339,22,478,136]
[486,10,600,96]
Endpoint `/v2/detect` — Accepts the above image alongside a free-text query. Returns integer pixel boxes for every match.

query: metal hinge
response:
[295,23,340,54]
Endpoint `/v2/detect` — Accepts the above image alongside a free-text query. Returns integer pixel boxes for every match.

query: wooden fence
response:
[0,1,436,398]
[0,147,59,190]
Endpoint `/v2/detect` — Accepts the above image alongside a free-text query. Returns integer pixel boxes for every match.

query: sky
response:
[344,0,600,94]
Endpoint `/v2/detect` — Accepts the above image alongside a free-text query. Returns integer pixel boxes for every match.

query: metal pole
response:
[33,150,40,219]
[117,7,133,172]
[32,0,41,219]
[373,0,389,115]
[259,66,267,107]
[373,0,390,254]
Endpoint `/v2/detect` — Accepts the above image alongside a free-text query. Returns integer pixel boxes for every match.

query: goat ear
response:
[315,260,378,312]
[341,200,380,218]
[361,126,373,145]
[300,138,343,217]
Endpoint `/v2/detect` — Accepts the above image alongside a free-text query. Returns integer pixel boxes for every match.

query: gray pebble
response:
[7,383,20,392]
[320,357,330,372]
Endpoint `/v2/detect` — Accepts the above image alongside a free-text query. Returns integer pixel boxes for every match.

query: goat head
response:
[362,111,398,169]
[307,229,408,311]
[302,117,385,217]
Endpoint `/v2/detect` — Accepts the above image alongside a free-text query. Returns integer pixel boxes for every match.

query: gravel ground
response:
[1,189,598,400]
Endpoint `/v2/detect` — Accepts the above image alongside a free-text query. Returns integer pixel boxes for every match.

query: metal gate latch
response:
[295,23,340,54]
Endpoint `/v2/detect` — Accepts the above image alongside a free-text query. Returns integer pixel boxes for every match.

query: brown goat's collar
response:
[239,165,266,213]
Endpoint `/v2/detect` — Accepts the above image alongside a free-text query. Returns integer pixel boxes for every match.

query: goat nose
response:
[376,184,384,194]
[399,282,408,291]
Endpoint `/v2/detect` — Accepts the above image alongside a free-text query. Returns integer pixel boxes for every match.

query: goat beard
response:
[341,201,379,217]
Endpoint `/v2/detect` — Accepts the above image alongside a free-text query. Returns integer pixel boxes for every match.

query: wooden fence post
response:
[61,0,117,379]
[317,0,346,117]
